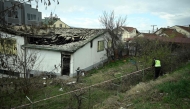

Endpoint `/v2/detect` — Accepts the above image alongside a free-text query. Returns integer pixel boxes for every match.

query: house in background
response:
[0,0,42,26]
[171,25,190,38]
[155,28,186,38]
[119,26,140,42]
[23,28,109,77]
[42,15,70,28]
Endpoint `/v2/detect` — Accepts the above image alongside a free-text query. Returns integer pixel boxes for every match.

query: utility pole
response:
[151,25,157,33]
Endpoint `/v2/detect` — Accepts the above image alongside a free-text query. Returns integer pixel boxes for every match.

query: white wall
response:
[122,30,130,40]
[28,49,62,76]
[121,28,138,41]
[70,34,107,77]
[0,31,25,53]
[0,31,25,76]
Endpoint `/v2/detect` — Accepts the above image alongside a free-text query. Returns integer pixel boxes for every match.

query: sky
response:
[33,0,190,32]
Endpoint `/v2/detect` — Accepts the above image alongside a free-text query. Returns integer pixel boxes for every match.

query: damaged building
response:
[23,28,110,77]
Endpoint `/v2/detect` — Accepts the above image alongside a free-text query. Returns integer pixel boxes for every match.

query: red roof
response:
[122,26,136,32]
[177,26,190,33]
[140,33,158,37]
[143,35,190,44]
[160,28,186,38]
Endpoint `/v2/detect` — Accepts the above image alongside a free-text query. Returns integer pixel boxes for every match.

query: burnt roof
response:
[23,29,107,53]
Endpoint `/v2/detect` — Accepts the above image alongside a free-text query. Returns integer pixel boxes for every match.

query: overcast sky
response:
[34,0,190,31]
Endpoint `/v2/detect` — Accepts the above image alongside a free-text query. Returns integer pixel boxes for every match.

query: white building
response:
[23,28,109,77]
[120,26,140,42]
[0,27,111,78]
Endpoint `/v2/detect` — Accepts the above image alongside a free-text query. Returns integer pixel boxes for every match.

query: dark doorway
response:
[61,54,70,75]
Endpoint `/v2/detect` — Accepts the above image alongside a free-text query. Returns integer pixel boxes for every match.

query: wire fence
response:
[7,67,152,109]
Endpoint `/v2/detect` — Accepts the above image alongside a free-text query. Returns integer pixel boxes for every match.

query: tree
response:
[0,36,41,78]
[131,36,190,74]
[99,11,127,61]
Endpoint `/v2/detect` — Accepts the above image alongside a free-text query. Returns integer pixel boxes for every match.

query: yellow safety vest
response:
[155,60,161,67]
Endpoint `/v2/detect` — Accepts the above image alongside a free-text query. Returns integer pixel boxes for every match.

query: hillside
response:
[96,63,190,109]
[1,59,190,109]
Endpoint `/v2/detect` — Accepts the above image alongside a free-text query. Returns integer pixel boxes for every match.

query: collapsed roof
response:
[27,28,104,45]
[23,29,106,53]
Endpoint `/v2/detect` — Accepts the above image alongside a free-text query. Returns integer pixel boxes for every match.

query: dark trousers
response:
[154,67,161,79]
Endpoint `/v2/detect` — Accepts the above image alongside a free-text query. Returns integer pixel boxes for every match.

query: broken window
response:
[97,40,104,52]
[60,24,62,28]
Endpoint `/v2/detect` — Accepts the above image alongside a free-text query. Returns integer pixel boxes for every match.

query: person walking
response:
[152,58,161,79]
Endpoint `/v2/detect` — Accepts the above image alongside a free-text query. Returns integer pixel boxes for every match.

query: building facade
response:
[0,0,42,26]
[23,30,109,77]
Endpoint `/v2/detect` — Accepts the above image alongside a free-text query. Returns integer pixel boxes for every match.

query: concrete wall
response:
[0,31,25,76]
[70,34,108,77]
[28,49,62,76]
[0,1,4,13]
[3,1,22,25]
[23,3,42,25]
[1,1,42,26]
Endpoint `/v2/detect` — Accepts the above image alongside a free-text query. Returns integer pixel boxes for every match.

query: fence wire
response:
[3,67,152,109]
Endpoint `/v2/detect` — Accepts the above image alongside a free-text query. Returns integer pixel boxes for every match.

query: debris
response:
[126,103,133,107]
[119,107,126,109]
[66,81,76,85]
[59,88,63,91]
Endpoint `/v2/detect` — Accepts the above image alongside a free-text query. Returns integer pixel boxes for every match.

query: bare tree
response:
[99,11,127,61]
[0,42,41,78]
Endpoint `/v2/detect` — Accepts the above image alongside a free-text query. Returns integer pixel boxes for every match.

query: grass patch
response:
[131,63,190,109]
[156,78,190,107]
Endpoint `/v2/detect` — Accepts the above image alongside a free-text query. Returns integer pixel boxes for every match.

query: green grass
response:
[2,58,190,109]
[156,77,190,107]
[128,63,190,109]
